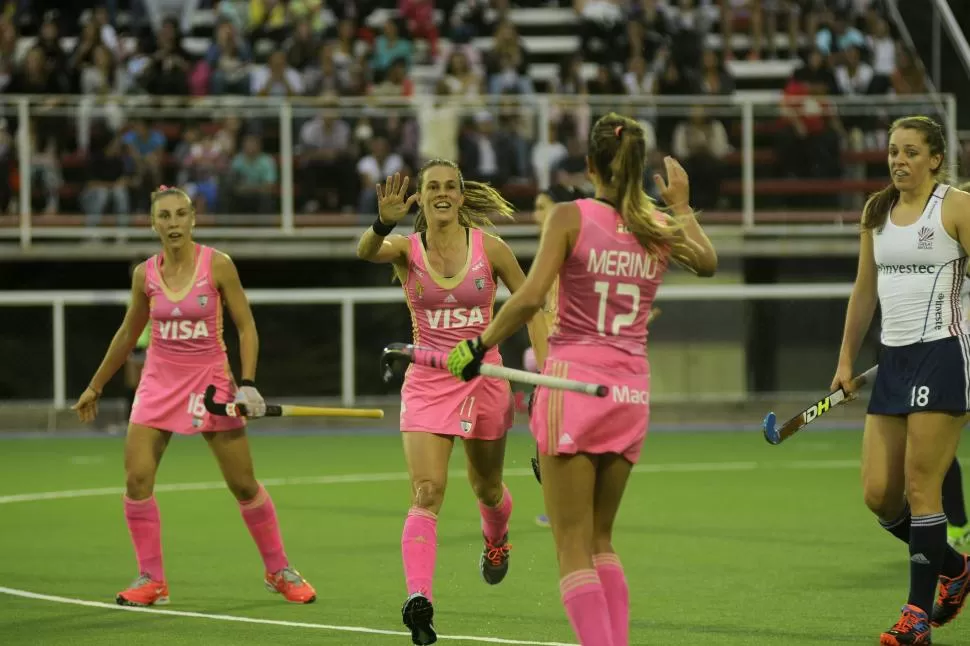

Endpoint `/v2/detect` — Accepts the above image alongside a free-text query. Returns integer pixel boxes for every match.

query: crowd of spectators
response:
[0,0,943,222]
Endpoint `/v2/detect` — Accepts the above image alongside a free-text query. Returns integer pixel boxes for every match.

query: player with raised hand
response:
[832,116,970,645]
[356,161,548,645]
[445,112,717,646]
[72,185,316,608]
[524,184,660,528]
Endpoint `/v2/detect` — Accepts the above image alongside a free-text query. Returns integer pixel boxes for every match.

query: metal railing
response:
[0,283,857,410]
[1,92,957,248]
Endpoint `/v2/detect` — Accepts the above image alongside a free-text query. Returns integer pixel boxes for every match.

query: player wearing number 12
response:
[446,113,718,646]
[833,117,970,645]
[71,186,316,609]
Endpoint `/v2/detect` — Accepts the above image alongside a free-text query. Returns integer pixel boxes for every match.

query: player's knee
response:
[470,478,503,507]
[906,471,944,514]
[226,477,259,501]
[554,523,594,557]
[412,479,446,512]
[862,482,906,519]
[125,469,155,499]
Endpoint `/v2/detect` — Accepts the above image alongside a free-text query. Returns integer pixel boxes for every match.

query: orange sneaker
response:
[265,567,316,604]
[116,574,169,607]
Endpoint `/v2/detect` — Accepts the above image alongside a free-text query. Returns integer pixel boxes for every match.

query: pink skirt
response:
[130,351,245,435]
[400,362,513,440]
[530,345,650,464]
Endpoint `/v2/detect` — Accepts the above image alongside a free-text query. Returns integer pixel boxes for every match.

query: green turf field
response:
[1,427,968,645]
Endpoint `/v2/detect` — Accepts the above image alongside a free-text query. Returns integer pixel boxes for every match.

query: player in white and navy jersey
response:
[833,116,970,645]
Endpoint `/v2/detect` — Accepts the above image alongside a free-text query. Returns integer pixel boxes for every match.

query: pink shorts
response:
[400,363,513,440]
[530,347,650,464]
[130,351,245,435]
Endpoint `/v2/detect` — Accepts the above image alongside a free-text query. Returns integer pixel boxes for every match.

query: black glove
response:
[531,445,542,484]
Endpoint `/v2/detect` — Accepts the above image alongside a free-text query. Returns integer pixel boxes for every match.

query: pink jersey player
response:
[399,227,513,439]
[357,161,548,646]
[445,114,718,646]
[131,243,243,434]
[72,186,316,610]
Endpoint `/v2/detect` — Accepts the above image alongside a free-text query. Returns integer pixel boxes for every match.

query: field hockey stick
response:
[202,385,385,419]
[380,342,609,397]
[762,365,878,445]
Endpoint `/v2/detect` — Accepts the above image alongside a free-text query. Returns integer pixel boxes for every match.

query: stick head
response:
[380,343,412,385]
[762,412,780,445]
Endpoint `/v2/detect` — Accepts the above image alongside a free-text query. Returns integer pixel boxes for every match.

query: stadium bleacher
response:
[0,0,957,223]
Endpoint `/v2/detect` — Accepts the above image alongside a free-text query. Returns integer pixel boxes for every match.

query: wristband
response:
[239,379,257,388]
[372,216,396,236]
[88,384,102,396]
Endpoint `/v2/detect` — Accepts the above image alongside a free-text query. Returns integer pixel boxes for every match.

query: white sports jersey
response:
[874,183,968,346]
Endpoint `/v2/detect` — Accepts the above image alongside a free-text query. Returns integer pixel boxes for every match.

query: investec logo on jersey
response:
[876,263,937,275]
[588,248,660,278]
[426,306,484,329]
[158,319,210,340]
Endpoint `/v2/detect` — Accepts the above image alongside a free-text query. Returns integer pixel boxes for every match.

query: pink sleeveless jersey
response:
[144,244,226,363]
[133,244,241,434]
[402,227,500,363]
[550,198,669,359]
[398,227,511,440]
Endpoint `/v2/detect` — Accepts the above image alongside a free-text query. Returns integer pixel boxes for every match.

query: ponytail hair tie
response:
[614,126,624,138]
[158,184,171,191]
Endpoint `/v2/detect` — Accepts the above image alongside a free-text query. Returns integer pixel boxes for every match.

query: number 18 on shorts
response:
[868,336,970,416]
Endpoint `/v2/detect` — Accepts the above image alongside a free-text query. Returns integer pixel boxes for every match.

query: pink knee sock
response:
[123,495,165,582]
[594,553,629,646]
[560,569,614,646]
[402,507,438,601]
[479,484,513,543]
[239,483,289,574]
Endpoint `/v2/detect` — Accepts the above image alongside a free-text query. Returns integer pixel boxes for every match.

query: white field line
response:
[0,586,578,645]
[0,460,859,505]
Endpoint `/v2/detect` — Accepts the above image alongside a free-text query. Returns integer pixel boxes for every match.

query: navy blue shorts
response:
[868,336,970,416]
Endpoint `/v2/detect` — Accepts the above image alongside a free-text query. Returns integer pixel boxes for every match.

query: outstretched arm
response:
[485,234,550,365]
[480,204,577,349]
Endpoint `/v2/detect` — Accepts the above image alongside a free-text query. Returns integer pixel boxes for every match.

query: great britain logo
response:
[917,226,935,250]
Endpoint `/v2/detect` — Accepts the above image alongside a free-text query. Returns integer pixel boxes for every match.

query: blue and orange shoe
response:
[880,604,932,645]
[480,532,511,585]
[265,566,316,604]
[932,554,970,627]
[116,573,169,607]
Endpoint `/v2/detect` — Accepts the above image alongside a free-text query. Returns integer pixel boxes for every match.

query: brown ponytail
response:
[589,112,683,256]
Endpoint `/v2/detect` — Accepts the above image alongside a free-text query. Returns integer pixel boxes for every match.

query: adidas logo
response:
[911,553,931,565]
[172,307,182,316]
[560,433,574,445]
[444,294,457,304]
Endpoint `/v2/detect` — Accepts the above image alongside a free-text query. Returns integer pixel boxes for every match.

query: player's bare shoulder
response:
[131,261,148,284]
[210,249,242,287]
[942,184,970,241]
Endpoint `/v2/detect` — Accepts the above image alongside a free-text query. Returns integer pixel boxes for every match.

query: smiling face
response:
[152,192,195,250]
[888,126,943,192]
[419,164,464,226]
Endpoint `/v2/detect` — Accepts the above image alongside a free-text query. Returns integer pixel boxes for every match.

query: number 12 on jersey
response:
[594,281,640,336]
